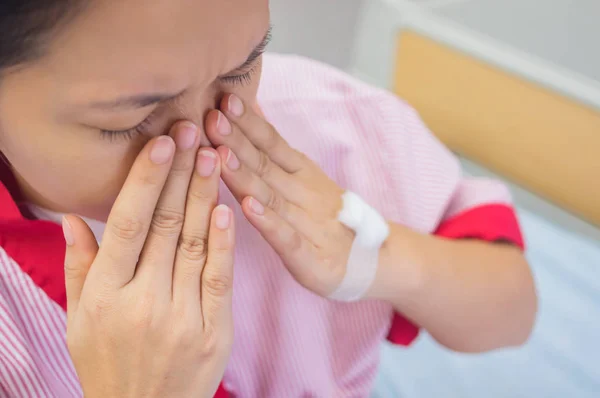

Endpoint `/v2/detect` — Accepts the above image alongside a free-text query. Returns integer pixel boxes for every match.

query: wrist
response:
[366,223,430,307]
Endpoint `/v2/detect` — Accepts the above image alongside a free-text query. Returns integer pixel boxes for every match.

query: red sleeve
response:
[386,203,525,345]
[214,383,230,398]
[434,204,525,250]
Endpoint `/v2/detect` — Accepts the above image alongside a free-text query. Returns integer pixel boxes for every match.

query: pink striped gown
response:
[0,53,523,397]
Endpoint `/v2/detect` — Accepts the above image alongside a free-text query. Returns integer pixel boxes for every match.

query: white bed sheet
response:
[373,209,600,398]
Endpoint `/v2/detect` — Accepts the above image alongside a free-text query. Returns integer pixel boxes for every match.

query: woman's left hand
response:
[205,94,357,298]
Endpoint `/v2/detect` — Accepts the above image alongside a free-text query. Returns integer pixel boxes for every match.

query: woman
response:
[0,0,537,397]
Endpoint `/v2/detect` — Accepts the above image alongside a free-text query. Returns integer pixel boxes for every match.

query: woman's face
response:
[0,0,270,221]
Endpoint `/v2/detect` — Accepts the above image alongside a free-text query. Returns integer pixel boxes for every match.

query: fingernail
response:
[150,136,175,165]
[197,150,217,177]
[226,149,240,171]
[175,122,197,150]
[227,94,244,117]
[215,205,231,230]
[217,112,232,136]
[249,197,265,216]
[62,217,74,246]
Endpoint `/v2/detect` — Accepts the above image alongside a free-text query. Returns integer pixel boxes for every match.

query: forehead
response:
[43,0,270,96]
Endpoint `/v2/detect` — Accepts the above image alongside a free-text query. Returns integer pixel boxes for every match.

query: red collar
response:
[0,160,67,310]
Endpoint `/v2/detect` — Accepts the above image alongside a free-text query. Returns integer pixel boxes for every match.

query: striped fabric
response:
[0,53,522,397]
[0,248,80,397]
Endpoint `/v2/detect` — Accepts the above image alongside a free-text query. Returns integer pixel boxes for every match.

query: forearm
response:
[371,223,537,353]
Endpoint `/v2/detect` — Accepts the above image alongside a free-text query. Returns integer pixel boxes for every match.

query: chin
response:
[77,203,113,223]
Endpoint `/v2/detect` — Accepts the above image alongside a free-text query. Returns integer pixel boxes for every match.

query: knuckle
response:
[140,171,163,188]
[171,313,201,347]
[284,230,304,254]
[266,190,283,213]
[201,324,232,357]
[82,293,115,320]
[169,310,201,348]
[211,237,233,254]
[187,185,216,204]
[129,297,157,330]
[201,329,219,357]
[264,124,280,151]
[109,214,146,242]
[172,323,197,351]
[256,151,273,178]
[151,207,185,237]
[169,157,195,174]
[131,310,154,331]
[178,233,209,262]
[64,261,87,281]
[318,252,344,281]
[202,272,232,298]
[290,151,310,175]
[171,301,194,325]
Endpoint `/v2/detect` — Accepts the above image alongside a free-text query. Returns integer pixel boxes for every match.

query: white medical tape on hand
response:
[328,191,390,302]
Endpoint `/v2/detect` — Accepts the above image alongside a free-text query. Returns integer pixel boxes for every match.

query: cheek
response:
[0,67,146,221]
[1,117,142,221]
[51,138,144,221]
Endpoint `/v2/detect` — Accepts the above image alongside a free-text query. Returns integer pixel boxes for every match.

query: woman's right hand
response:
[61,121,234,398]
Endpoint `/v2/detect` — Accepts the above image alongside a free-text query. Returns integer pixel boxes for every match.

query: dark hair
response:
[0,0,83,72]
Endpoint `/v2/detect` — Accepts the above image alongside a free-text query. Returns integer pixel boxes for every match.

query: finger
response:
[218,146,323,244]
[201,205,235,332]
[135,122,200,288]
[217,144,310,210]
[219,94,306,173]
[63,215,99,321]
[240,197,321,291]
[96,136,175,287]
[172,147,221,304]
[205,110,300,197]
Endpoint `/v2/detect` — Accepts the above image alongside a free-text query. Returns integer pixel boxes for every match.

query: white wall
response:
[268,0,365,69]
[270,0,600,83]
[436,0,600,82]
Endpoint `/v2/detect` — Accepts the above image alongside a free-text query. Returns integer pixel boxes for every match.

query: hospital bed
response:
[374,208,600,397]
[349,1,600,397]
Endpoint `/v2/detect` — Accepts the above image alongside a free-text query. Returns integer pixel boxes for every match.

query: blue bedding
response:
[374,209,600,398]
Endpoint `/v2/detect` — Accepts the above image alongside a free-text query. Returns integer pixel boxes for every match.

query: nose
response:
[168,86,222,147]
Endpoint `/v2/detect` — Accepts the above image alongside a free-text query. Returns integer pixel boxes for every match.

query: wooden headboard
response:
[393,30,600,227]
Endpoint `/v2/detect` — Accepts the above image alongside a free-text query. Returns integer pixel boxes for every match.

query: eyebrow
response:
[88,26,273,111]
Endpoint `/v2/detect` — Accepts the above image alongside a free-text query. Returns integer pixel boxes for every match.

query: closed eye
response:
[220,63,260,87]
[99,112,155,141]
[219,26,270,87]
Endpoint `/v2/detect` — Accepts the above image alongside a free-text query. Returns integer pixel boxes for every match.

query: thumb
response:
[62,215,99,319]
